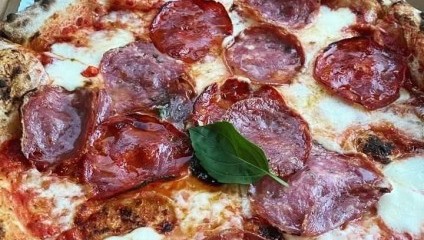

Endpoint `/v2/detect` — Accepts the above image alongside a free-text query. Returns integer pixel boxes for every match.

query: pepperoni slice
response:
[150,0,232,63]
[100,41,195,125]
[192,79,251,124]
[314,37,407,110]
[225,26,304,85]
[82,113,192,198]
[192,79,282,124]
[236,0,320,29]
[69,191,177,239]
[205,230,266,240]
[21,86,105,171]
[223,98,311,177]
[192,79,311,177]
[250,145,391,236]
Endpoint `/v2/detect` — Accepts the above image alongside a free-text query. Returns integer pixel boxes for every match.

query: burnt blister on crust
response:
[0,47,47,104]
[420,11,424,31]
[1,0,61,43]
[358,135,394,164]
[258,225,284,240]
[189,156,222,186]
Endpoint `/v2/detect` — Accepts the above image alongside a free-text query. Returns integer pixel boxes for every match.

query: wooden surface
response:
[0,0,20,20]
[410,0,424,11]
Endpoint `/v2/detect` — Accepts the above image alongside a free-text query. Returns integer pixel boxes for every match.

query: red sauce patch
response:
[81,66,99,78]
[0,139,30,174]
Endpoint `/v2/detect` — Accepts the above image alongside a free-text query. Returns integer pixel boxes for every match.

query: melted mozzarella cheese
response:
[45,58,89,90]
[105,227,163,240]
[296,6,357,66]
[378,156,424,237]
[45,28,135,90]
[18,169,86,231]
[172,186,245,237]
[50,29,135,66]
[189,56,230,93]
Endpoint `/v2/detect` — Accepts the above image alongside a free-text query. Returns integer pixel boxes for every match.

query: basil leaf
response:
[189,121,288,187]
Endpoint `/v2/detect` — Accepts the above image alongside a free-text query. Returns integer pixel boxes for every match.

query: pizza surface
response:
[0,0,423,239]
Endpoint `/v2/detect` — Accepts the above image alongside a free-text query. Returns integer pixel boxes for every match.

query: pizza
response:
[0,0,423,239]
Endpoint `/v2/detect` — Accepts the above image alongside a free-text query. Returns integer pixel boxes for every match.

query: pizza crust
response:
[0,39,49,143]
[387,2,424,91]
[0,0,99,50]
[0,0,76,44]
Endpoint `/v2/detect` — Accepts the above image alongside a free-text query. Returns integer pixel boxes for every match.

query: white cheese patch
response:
[296,6,357,66]
[18,169,86,231]
[50,29,135,67]
[105,227,163,240]
[189,56,230,93]
[45,29,135,90]
[378,156,424,237]
[222,10,254,48]
[45,58,88,91]
[172,186,245,238]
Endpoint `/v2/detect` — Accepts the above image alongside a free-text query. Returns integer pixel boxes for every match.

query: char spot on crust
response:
[0,48,48,103]
[0,221,5,239]
[258,225,283,240]
[5,13,18,23]
[357,135,393,164]
[420,11,424,31]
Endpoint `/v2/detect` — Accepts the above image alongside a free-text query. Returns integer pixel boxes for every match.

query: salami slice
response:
[192,79,282,124]
[225,26,304,85]
[250,145,391,236]
[314,37,407,110]
[193,79,311,177]
[150,0,232,63]
[100,41,195,125]
[236,0,320,29]
[192,79,252,125]
[82,113,192,198]
[21,86,105,171]
[223,98,311,177]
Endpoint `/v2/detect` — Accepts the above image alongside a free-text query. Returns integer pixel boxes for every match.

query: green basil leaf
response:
[189,121,288,187]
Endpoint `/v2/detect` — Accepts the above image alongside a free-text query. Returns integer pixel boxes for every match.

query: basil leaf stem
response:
[189,121,288,187]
